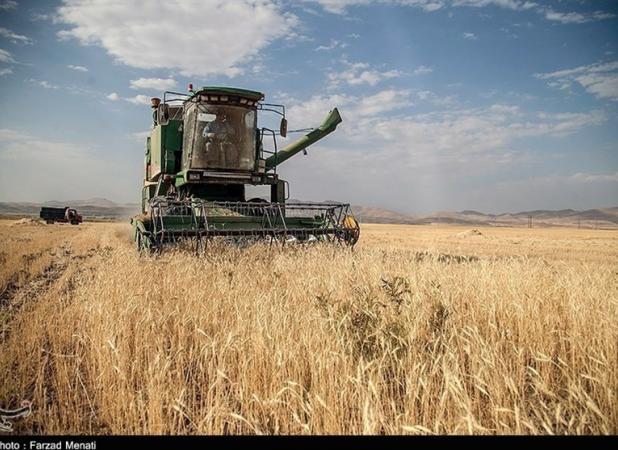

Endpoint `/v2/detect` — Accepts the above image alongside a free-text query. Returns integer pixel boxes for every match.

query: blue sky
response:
[0,0,616,214]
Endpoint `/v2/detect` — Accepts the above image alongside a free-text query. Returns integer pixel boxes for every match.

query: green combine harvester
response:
[131,86,360,252]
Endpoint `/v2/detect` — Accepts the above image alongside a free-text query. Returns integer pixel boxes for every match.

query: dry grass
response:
[0,220,616,434]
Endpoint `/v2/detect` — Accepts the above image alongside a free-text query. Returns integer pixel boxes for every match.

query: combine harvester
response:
[131,86,359,252]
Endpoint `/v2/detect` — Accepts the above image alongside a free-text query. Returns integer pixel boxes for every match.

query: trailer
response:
[39,207,83,225]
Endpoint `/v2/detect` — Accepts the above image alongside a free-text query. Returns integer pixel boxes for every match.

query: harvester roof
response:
[188,86,264,102]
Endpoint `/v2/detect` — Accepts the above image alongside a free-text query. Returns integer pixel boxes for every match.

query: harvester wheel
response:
[132,214,158,254]
[135,230,151,254]
[134,227,155,254]
[342,215,360,246]
[135,230,142,252]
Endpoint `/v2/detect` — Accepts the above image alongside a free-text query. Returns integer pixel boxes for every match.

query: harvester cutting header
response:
[131,86,359,251]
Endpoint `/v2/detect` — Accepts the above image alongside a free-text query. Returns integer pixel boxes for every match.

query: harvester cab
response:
[132,86,359,252]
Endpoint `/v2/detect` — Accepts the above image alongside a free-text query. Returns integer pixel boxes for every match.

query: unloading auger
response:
[131,86,360,252]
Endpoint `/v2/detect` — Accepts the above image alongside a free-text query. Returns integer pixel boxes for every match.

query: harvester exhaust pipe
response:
[265,108,342,170]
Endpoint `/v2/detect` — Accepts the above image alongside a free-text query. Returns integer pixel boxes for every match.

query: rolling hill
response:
[1,199,616,229]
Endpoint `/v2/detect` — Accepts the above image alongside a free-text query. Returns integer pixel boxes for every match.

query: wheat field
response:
[0,219,616,434]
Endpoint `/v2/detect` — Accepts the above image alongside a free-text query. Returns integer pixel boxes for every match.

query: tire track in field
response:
[0,243,97,343]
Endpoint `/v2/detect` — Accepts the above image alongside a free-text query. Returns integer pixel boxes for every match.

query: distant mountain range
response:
[352,205,618,229]
[0,198,140,219]
[1,198,617,229]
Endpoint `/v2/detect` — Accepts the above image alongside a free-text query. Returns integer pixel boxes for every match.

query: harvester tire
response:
[135,230,150,254]
[342,215,360,246]
[135,230,142,252]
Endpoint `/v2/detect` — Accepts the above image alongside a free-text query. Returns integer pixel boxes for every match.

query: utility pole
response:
[528,215,533,228]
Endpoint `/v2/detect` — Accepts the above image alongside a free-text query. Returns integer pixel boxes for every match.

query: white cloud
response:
[0,1,17,11]
[546,80,570,91]
[56,0,297,78]
[285,93,351,127]
[327,61,401,87]
[543,9,615,24]
[284,92,598,151]
[39,80,58,89]
[314,39,348,51]
[415,90,458,107]
[278,97,608,213]
[29,79,58,89]
[575,73,618,102]
[0,128,28,141]
[0,68,12,76]
[284,89,412,127]
[31,12,56,21]
[0,48,15,63]
[536,61,618,101]
[355,89,412,116]
[543,10,586,24]
[106,92,119,101]
[285,91,604,173]
[309,0,372,14]
[125,95,152,106]
[130,77,176,91]
[570,172,618,183]
[421,1,443,12]
[413,65,433,75]
[0,128,136,202]
[313,0,445,14]
[64,85,102,98]
[536,61,618,80]
[463,32,477,40]
[452,0,522,8]
[0,27,32,44]
[0,129,84,161]
[67,64,88,72]
[131,131,151,142]
[363,108,605,167]
[308,1,615,25]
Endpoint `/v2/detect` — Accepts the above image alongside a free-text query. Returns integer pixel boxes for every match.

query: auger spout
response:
[265,108,342,170]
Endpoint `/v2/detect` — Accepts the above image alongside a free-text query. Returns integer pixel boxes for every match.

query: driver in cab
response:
[203,110,235,143]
